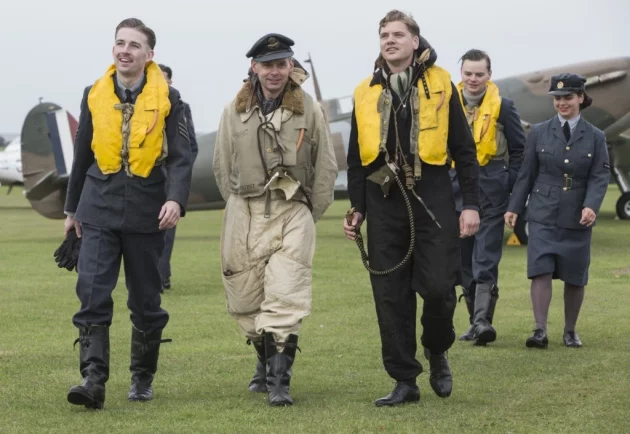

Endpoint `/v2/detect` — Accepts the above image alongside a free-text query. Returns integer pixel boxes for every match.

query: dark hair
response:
[578,91,593,110]
[159,64,172,80]
[553,91,593,111]
[115,18,156,49]
[379,10,420,37]
[460,49,492,72]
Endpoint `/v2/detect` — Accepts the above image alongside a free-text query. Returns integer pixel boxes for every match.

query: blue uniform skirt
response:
[527,222,592,286]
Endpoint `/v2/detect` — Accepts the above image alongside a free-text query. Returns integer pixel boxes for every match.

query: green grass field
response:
[1,186,629,433]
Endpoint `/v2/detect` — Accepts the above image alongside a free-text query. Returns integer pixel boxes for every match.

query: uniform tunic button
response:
[566,147,570,151]
[564,173,568,178]
[588,153,592,157]
[564,159,569,163]
[267,148,273,153]
[563,187,568,191]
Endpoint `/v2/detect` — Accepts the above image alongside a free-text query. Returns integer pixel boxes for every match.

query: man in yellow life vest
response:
[452,49,525,346]
[62,18,193,410]
[343,10,480,406]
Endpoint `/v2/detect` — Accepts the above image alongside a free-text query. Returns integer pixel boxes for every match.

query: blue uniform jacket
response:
[450,97,526,212]
[64,82,193,233]
[507,116,610,230]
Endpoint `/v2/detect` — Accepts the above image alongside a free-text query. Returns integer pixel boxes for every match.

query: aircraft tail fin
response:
[20,102,77,219]
[46,108,77,177]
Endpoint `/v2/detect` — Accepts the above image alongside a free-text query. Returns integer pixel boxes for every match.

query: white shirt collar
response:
[558,113,581,131]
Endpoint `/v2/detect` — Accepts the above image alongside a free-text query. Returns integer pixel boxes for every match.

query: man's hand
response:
[504,212,518,229]
[459,209,480,238]
[343,211,364,241]
[64,215,82,238]
[159,200,182,230]
[580,207,596,227]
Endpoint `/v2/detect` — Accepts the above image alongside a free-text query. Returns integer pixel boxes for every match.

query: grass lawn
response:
[1,186,628,433]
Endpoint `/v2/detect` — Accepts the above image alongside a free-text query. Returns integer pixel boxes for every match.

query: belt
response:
[536,173,587,190]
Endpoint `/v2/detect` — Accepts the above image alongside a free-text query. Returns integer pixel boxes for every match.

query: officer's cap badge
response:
[267,37,279,48]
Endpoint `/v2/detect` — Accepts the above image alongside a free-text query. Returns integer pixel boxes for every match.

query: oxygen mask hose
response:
[347,165,441,275]
[346,174,415,276]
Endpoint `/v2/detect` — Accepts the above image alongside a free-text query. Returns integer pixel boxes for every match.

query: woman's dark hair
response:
[579,91,593,110]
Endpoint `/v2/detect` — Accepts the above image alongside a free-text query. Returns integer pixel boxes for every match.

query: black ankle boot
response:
[128,327,171,402]
[563,331,582,348]
[265,333,298,406]
[472,284,497,344]
[424,348,452,398]
[526,329,548,349]
[247,338,267,393]
[374,382,420,407]
[67,325,110,409]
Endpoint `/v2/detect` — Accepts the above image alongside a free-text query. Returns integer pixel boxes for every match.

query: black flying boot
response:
[472,284,497,345]
[67,325,110,410]
[128,327,171,402]
[247,338,267,393]
[486,287,499,325]
[458,283,476,341]
[265,333,299,406]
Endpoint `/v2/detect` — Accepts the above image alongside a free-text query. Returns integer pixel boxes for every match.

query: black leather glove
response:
[54,228,82,272]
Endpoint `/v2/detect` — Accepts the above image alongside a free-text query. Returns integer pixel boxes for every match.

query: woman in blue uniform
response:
[504,73,610,349]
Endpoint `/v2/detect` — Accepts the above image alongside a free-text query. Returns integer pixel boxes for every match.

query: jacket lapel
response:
[567,117,586,147]
[551,116,567,144]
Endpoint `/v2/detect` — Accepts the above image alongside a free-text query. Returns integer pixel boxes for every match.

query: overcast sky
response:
[0,0,628,134]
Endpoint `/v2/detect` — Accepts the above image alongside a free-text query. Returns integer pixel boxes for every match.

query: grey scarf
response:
[462,87,487,108]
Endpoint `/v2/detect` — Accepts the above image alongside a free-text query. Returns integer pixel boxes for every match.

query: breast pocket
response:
[577,146,595,177]
[418,90,445,131]
[536,143,555,172]
[277,123,308,168]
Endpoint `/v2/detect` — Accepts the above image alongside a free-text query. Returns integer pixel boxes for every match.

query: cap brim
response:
[548,89,579,96]
[254,50,294,62]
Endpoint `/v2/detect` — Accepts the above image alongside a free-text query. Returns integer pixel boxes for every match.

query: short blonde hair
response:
[378,10,420,37]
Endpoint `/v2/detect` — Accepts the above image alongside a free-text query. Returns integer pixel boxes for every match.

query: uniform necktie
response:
[563,121,571,142]
[124,89,133,104]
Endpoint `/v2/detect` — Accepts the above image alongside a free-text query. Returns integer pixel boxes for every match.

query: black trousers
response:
[366,165,459,382]
[72,223,169,334]
[158,226,176,282]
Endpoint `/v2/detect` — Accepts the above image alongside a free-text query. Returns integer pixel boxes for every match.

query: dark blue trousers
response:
[72,223,168,334]
[158,226,176,283]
